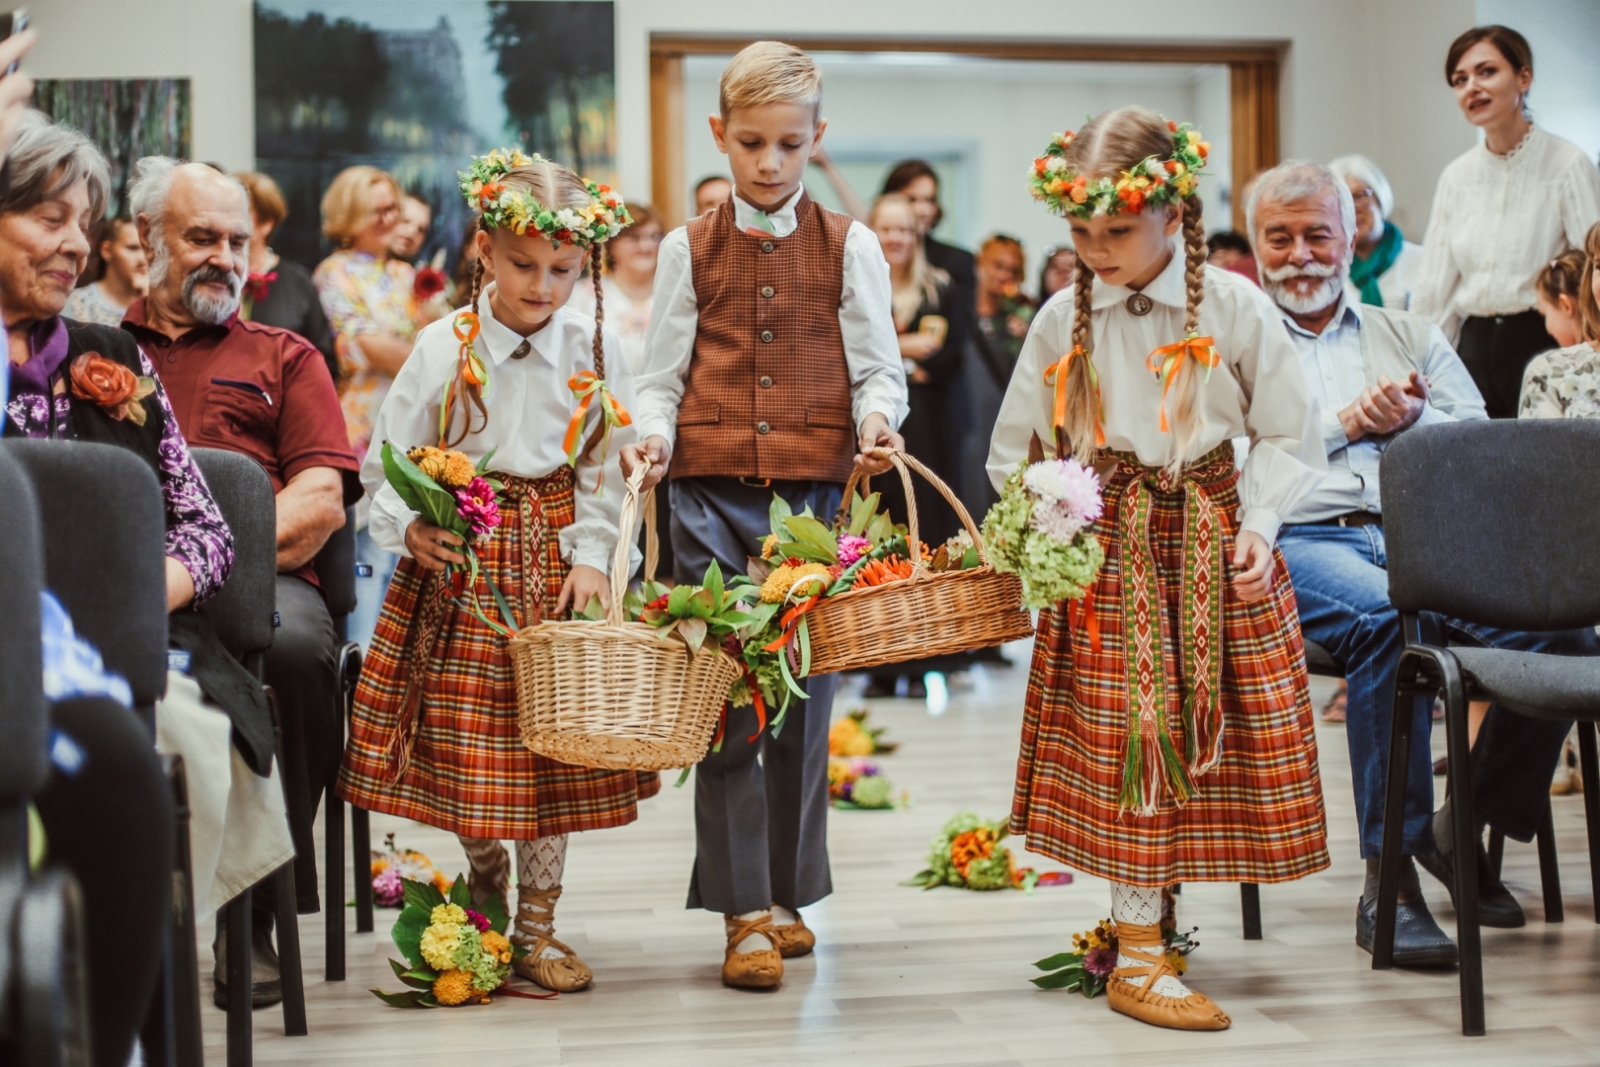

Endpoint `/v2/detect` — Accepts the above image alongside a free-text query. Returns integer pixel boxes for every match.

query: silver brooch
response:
[1126,293,1153,316]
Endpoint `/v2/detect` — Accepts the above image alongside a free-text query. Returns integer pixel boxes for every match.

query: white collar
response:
[1278,282,1362,338]
[732,183,805,234]
[478,283,562,367]
[1089,237,1188,311]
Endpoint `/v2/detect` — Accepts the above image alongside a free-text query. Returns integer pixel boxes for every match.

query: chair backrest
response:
[314,506,358,620]
[0,449,48,799]
[1,439,168,708]
[188,448,276,659]
[1382,419,1600,630]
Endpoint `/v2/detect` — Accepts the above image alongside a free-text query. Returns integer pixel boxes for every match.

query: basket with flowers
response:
[371,874,534,1008]
[508,465,743,771]
[1031,917,1199,998]
[736,448,1034,687]
[981,456,1106,611]
[903,812,1038,891]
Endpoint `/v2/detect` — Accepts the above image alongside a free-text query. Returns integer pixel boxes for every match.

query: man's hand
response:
[1339,371,1429,442]
[555,564,610,616]
[1231,530,1275,603]
[855,412,904,476]
[620,434,671,492]
[405,518,466,572]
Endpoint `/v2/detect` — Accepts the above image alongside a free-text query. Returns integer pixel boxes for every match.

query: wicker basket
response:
[803,449,1036,675]
[508,466,741,771]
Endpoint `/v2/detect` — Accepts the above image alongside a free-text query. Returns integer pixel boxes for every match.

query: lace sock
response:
[514,835,570,960]
[726,909,776,954]
[770,904,798,926]
[1110,882,1190,999]
[456,834,511,911]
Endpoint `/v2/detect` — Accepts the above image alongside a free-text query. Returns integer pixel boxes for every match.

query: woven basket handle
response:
[608,463,653,626]
[837,448,991,580]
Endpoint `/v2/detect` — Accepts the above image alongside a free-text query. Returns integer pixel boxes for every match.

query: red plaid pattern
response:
[1011,456,1329,886]
[338,467,659,839]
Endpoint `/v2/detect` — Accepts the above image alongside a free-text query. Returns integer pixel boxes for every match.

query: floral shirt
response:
[1518,342,1600,420]
[4,323,234,602]
[313,250,419,457]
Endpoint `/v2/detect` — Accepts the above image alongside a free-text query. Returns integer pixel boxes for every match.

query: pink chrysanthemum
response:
[837,533,872,566]
[455,476,501,536]
[1083,945,1119,979]
[372,865,403,907]
[1022,459,1103,523]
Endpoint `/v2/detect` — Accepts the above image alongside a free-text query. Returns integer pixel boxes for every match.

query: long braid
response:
[441,237,490,448]
[1060,255,1101,464]
[1162,197,1209,472]
[589,243,606,381]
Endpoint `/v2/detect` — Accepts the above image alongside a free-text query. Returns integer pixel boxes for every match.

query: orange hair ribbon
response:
[1043,346,1106,450]
[438,311,490,447]
[1145,333,1219,434]
[562,370,633,484]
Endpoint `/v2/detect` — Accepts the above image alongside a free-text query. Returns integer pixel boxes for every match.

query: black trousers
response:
[35,696,174,1067]
[256,574,340,916]
[1456,309,1557,419]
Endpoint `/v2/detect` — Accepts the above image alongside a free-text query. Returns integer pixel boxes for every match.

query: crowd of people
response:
[3,18,1600,1064]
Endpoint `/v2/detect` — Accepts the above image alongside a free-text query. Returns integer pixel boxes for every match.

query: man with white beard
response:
[121,158,361,1008]
[1252,161,1600,967]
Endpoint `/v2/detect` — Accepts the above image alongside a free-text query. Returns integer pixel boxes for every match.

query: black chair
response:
[187,448,307,1063]
[314,507,366,981]
[0,446,92,1066]
[1372,420,1600,1037]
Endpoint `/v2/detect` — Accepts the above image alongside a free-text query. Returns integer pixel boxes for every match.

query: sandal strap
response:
[1110,922,1181,1005]
[725,911,776,953]
[514,885,576,959]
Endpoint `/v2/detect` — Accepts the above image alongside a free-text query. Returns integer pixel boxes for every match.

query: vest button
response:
[759,375,773,388]
[760,240,775,253]
[760,285,775,298]
[757,421,770,434]
[759,330,774,343]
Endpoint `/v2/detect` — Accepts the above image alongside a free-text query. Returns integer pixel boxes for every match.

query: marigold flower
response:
[440,451,476,488]
[786,563,832,599]
[408,446,448,482]
[432,968,475,1006]
[761,533,780,560]
[419,922,462,970]
[759,564,795,602]
[480,929,513,965]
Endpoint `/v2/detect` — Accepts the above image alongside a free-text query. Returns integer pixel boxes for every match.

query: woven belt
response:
[1104,443,1237,815]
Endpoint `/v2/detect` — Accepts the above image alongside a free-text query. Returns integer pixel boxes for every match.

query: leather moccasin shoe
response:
[1415,847,1526,928]
[767,915,816,959]
[212,919,284,1009]
[1355,897,1458,967]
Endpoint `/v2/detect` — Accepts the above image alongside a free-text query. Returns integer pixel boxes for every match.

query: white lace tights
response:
[1110,883,1191,999]
[457,834,570,960]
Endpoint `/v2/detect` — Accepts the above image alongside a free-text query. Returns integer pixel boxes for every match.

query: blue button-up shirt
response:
[1280,290,1487,524]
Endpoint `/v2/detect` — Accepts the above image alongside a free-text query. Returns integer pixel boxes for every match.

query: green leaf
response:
[1030,969,1086,991]
[867,512,895,547]
[481,889,511,936]
[961,545,980,570]
[677,616,708,653]
[380,443,427,514]
[370,988,437,1008]
[448,874,472,909]
[389,957,437,990]
[574,594,606,620]
[746,556,774,584]
[1033,952,1081,971]
[393,916,428,970]
[475,447,498,475]
[703,559,725,603]
[402,877,446,913]
[782,514,839,562]
[848,491,881,535]
[384,445,465,533]
[667,584,693,616]
[768,493,793,536]
[777,540,835,565]
[899,869,936,887]
[686,587,717,619]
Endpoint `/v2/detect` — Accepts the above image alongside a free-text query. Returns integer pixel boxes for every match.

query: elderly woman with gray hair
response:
[1327,154,1425,311]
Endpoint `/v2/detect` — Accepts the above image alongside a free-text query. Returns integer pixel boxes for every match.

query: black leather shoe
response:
[213,917,284,1009]
[1415,846,1526,928]
[1355,896,1458,967]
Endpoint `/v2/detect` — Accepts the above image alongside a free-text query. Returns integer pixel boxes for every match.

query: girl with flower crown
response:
[338,150,645,994]
[988,107,1330,1031]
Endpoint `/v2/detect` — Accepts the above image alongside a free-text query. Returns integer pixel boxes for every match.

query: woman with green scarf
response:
[1329,155,1424,310]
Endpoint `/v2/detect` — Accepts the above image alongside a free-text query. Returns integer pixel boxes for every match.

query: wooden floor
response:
[200,642,1600,1066]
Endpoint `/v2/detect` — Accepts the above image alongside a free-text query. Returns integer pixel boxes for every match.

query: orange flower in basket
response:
[69,352,156,426]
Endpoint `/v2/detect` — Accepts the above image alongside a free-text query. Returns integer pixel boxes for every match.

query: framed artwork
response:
[33,78,192,218]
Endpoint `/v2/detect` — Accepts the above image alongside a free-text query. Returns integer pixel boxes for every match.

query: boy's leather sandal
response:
[722,912,784,989]
[767,914,816,959]
[1105,922,1230,1031]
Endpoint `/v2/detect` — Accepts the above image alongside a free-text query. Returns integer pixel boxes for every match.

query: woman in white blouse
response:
[1412,25,1600,418]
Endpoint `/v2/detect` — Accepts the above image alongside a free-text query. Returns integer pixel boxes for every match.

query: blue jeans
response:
[1279,522,1595,859]
[350,527,398,649]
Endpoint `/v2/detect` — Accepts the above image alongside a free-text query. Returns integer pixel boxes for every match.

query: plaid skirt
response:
[338,466,659,839]
[1012,446,1329,886]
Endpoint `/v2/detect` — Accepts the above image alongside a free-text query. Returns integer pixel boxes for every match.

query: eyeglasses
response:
[1350,188,1379,203]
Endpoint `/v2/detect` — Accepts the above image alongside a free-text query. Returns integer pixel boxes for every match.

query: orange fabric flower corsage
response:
[69,352,156,426]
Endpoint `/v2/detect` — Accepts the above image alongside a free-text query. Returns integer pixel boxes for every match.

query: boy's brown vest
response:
[670,194,857,484]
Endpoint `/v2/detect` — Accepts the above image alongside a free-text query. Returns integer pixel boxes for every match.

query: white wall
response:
[22,0,1481,235]
[1477,0,1600,163]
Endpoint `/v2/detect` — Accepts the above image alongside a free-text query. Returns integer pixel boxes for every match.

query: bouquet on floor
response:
[828,707,899,757]
[371,874,526,1008]
[981,457,1105,610]
[380,443,518,636]
[903,812,1038,892]
[828,756,906,810]
[1031,916,1199,999]
[370,833,452,908]
[732,492,981,729]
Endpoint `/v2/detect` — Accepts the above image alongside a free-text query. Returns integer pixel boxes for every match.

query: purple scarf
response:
[7,316,70,398]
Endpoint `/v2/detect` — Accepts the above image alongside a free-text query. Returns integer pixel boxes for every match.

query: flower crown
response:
[458,148,632,249]
[1028,120,1209,220]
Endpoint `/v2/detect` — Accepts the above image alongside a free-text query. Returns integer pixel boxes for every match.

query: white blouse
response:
[362,286,637,572]
[1411,126,1600,341]
[987,244,1326,546]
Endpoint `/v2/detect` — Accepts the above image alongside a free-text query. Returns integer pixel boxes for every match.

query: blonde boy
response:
[623,41,907,990]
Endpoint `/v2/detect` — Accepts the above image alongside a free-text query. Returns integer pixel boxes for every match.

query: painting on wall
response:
[33,78,192,218]
[254,0,616,271]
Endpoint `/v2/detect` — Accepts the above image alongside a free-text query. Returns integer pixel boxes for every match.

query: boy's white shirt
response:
[362,284,637,572]
[632,183,909,447]
[986,243,1327,547]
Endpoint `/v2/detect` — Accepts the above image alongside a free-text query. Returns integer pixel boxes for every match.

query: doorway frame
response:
[649,34,1282,233]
